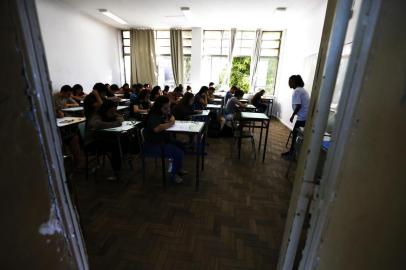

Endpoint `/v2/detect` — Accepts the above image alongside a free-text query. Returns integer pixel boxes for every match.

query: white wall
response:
[36,0,122,92]
[274,1,328,129]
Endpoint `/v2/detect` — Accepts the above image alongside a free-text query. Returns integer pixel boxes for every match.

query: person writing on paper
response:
[281,75,310,159]
[173,92,201,120]
[251,89,268,113]
[193,86,209,110]
[144,96,186,184]
[83,83,105,119]
[224,89,246,121]
[130,89,151,119]
[54,85,79,118]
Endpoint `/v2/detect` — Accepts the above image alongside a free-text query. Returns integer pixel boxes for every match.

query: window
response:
[182,30,192,84]
[234,30,256,56]
[254,31,282,94]
[202,30,230,85]
[155,30,174,87]
[155,30,192,87]
[122,30,131,84]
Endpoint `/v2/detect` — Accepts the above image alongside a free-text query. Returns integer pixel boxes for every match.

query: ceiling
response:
[59,0,325,30]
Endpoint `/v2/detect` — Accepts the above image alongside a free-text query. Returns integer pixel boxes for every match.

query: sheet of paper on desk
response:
[167,121,203,132]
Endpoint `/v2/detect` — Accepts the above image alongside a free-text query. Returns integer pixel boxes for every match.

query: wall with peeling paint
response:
[36,0,122,92]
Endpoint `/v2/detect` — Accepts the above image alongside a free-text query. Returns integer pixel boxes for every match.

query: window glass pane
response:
[157,55,174,86]
[223,31,231,39]
[230,56,251,92]
[261,48,279,57]
[261,40,280,49]
[241,31,255,39]
[239,48,253,56]
[156,30,170,38]
[122,31,130,39]
[182,30,192,39]
[204,31,222,39]
[183,56,191,83]
[202,56,228,85]
[183,39,192,47]
[241,39,254,48]
[204,47,221,55]
[254,57,278,94]
[204,39,220,48]
[262,32,281,40]
[183,47,192,55]
[123,39,130,46]
[124,55,131,84]
[156,38,170,47]
[124,47,131,54]
[157,47,171,55]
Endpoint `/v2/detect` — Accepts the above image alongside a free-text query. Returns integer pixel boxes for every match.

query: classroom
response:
[2,0,406,269]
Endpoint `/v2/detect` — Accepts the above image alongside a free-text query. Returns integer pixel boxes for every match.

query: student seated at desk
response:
[143,96,186,183]
[193,86,209,110]
[163,85,170,96]
[54,85,79,117]
[224,89,246,121]
[186,85,192,92]
[150,85,162,102]
[110,84,120,94]
[224,85,238,106]
[130,89,151,118]
[207,87,215,101]
[119,83,130,94]
[167,86,183,106]
[173,92,201,120]
[83,83,106,118]
[252,89,268,113]
[85,100,124,174]
[72,84,86,103]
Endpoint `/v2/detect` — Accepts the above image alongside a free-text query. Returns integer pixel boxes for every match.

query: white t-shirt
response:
[292,87,310,121]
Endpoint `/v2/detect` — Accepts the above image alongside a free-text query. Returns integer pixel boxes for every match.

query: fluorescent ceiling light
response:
[98,9,127,25]
[181,7,191,17]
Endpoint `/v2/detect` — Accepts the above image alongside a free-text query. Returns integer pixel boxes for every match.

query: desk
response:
[119,98,130,104]
[117,105,129,111]
[166,121,206,190]
[240,112,270,162]
[56,117,85,128]
[239,104,257,112]
[190,110,210,118]
[261,95,276,115]
[213,92,227,98]
[100,121,142,169]
[240,99,248,104]
[115,93,124,97]
[209,98,223,104]
[206,104,222,113]
[62,107,83,112]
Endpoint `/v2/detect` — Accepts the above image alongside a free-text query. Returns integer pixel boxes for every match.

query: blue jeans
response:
[143,141,184,176]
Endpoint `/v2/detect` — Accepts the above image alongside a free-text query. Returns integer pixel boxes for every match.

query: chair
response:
[136,128,167,188]
[230,114,256,160]
[77,122,115,182]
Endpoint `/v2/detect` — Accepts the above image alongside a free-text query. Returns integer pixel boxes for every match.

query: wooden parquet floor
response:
[74,119,292,270]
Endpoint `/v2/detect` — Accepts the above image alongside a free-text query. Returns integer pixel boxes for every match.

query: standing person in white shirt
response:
[282,75,310,158]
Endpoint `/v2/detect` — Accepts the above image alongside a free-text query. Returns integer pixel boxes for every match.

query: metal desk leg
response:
[160,146,166,189]
[263,120,270,162]
[195,134,200,191]
[258,121,264,153]
[201,133,205,171]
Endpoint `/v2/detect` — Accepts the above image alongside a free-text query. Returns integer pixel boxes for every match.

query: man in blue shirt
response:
[282,75,310,159]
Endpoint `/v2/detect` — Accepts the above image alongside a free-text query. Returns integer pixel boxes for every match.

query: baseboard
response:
[275,117,294,131]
